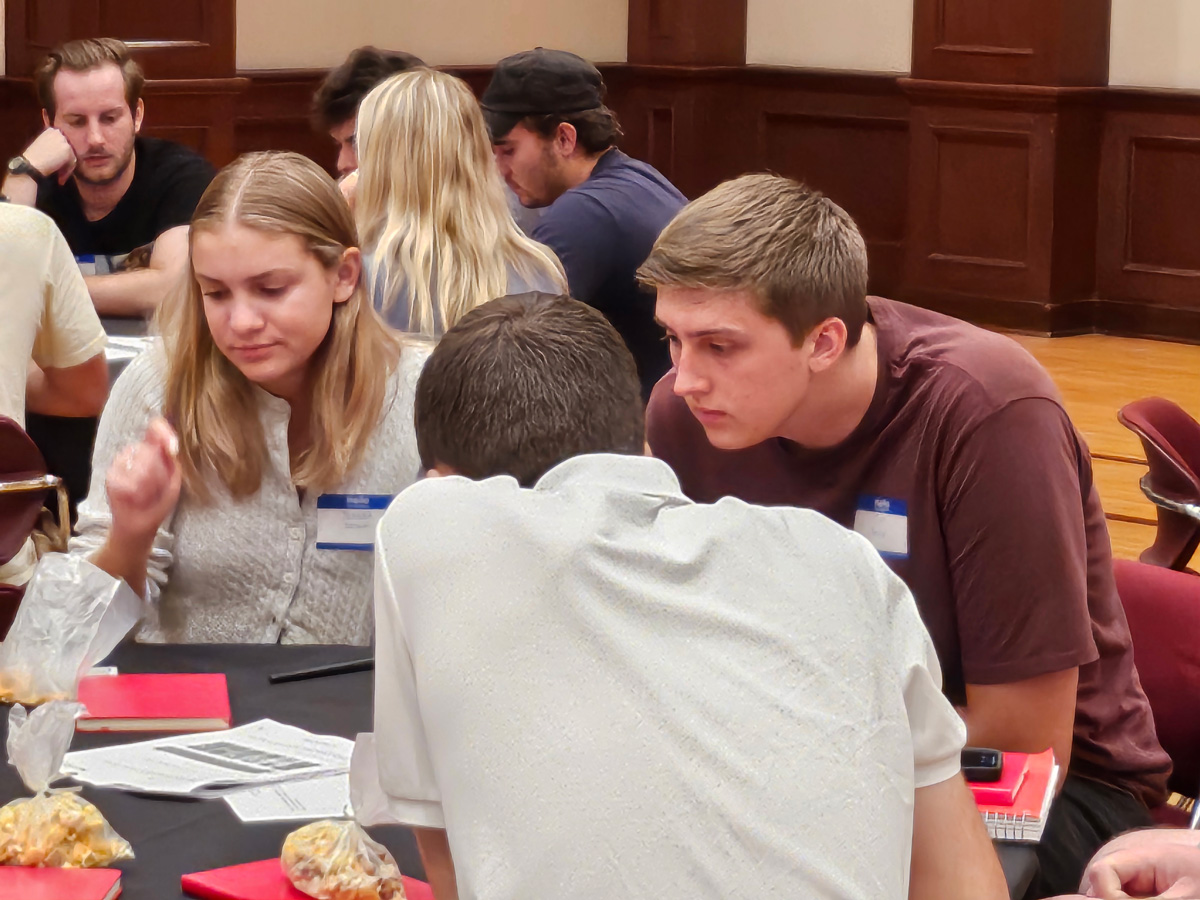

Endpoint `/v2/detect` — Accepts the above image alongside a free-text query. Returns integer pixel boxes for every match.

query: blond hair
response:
[354,68,565,336]
[156,151,403,501]
[638,174,870,346]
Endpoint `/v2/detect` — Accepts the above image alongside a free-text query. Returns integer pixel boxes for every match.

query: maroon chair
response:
[0,415,69,639]
[1117,397,1200,570]
[1114,558,1200,825]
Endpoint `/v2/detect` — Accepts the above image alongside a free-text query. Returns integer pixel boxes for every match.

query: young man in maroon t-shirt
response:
[640,174,1171,899]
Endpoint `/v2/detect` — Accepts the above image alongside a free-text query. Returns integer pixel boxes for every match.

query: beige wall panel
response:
[746,0,912,73]
[1111,0,1200,89]
[237,0,628,70]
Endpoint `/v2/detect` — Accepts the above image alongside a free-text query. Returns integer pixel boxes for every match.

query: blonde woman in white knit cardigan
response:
[69,151,428,644]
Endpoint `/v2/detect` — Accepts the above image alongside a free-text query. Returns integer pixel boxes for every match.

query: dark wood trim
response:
[911,0,1109,87]
[628,0,747,66]
[3,0,235,79]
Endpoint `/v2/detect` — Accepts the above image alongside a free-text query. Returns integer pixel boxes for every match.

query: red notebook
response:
[0,866,121,900]
[975,748,1060,842]
[77,673,232,732]
[967,751,1031,806]
[181,858,433,900]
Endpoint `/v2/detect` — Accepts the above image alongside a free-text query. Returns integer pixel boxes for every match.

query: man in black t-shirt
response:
[1,38,214,316]
[481,49,686,399]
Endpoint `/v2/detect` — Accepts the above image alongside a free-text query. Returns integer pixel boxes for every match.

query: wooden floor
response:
[1005,332,1200,562]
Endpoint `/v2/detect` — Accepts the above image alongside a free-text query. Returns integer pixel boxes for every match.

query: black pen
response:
[268,658,374,684]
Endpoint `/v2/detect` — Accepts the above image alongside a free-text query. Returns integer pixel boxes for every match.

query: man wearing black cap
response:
[482,48,686,399]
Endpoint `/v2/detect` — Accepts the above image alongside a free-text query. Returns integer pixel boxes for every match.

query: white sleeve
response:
[368,531,445,828]
[68,349,175,605]
[32,217,106,370]
[885,569,968,788]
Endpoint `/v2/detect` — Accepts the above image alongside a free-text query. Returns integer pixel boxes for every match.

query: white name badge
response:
[76,254,98,277]
[316,494,393,551]
[852,495,909,559]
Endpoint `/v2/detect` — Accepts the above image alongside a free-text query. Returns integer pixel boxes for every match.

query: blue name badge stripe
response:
[856,495,907,517]
[315,541,375,551]
[317,494,393,511]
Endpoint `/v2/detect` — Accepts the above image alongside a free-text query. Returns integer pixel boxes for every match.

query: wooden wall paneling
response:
[4,0,235,79]
[233,70,333,171]
[1095,91,1200,341]
[0,78,41,166]
[628,0,747,66]
[902,85,1054,326]
[752,72,910,297]
[911,0,1109,87]
[141,78,248,167]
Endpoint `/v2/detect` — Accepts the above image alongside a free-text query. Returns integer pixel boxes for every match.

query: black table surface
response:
[100,315,150,338]
[0,643,1038,899]
[0,643,423,899]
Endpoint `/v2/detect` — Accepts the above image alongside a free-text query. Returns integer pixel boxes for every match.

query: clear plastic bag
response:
[0,701,133,867]
[282,819,406,900]
[0,553,142,704]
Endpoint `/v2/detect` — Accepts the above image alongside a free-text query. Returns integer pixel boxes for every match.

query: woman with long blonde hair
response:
[355,67,566,337]
[71,151,428,644]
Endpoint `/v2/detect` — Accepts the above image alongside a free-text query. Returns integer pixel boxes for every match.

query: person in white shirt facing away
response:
[364,291,1009,900]
[0,201,108,588]
[353,68,565,339]
[69,151,427,644]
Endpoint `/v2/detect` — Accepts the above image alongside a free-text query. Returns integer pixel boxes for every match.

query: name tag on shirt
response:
[76,254,98,277]
[853,496,909,559]
[316,494,393,551]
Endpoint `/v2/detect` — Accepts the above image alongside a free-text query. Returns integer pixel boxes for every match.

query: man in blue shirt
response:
[482,49,686,398]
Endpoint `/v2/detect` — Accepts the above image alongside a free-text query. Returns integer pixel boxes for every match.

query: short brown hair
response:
[414,292,644,486]
[311,46,425,131]
[484,107,622,155]
[638,174,870,346]
[35,38,144,119]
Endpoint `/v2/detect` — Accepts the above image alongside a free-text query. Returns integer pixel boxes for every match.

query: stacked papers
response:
[223,773,351,823]
[104,335,153,363]
[63,719,353,800]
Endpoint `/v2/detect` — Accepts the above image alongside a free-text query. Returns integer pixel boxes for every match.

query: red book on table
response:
[181,858,433,900]
[0,866,121,899]
[77,673,231,732]
[967,751,1031,806]
[974,748,1060,842]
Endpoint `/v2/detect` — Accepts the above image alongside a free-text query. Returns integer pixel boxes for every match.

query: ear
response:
[41,109,52,129]
[425,463,460,479]
[806,317,850,374]
[554,121,579,157]
[132,99,144,133]
[332,247,362,304]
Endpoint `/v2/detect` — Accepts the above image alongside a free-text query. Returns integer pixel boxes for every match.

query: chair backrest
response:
[0,415,50,567]
[1118,397,1200,501]
[1114,558,1200,797]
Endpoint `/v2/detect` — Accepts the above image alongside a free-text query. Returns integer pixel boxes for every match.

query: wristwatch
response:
[5,156,45,182]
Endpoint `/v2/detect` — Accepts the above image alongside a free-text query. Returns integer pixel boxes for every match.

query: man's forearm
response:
[85,269,175,316]
[26,359,109,417]
[1,173,37,206]
[413,827,459,900]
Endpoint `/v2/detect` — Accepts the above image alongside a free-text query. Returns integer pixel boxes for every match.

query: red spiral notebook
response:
[181,858,433,900]
[77,673,231,732]
[973,748,1060,842]
[0,866,122,899]
[967,751,1031,806]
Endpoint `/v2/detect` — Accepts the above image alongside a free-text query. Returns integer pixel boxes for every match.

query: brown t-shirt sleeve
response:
[940,397,1100,686]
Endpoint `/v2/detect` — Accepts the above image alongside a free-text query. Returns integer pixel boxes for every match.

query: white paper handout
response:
[104,335,154,364]
[224,772,351,823]
[62,718,353,798]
